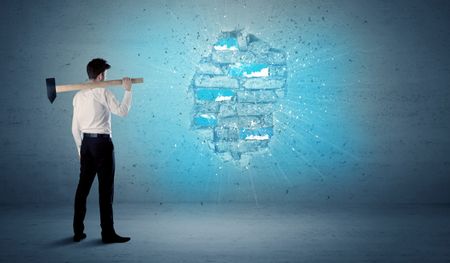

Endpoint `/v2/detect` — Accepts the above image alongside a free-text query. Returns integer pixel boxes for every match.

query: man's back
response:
[73,88,111,134]
[72,87,132,156]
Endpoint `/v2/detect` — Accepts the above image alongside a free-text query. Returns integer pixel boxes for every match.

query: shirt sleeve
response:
[104,89,132,117]
[71,95,82,157]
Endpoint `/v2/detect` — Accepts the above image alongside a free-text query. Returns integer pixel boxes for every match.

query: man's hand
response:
[122,77,132,91]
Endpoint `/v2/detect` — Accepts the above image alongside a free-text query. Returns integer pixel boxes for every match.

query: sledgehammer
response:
[46,77,144,103]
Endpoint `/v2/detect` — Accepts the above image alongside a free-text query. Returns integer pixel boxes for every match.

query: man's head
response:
[87,58,110,81]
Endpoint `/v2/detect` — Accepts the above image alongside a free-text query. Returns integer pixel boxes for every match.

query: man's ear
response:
[95,72,103,81]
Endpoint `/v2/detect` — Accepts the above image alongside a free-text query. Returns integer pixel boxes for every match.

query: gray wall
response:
[1,0,449,204]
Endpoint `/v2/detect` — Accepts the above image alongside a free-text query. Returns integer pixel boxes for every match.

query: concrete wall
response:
[1,0,449,204]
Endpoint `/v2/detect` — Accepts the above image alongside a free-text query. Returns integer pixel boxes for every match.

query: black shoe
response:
[101,232,130,244]
[73,233,87,242]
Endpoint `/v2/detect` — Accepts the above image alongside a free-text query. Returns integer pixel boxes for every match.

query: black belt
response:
[83,133,111,138]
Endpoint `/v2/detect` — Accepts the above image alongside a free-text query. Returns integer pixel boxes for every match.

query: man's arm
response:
[104,77,132,117]
[71,96,82,158]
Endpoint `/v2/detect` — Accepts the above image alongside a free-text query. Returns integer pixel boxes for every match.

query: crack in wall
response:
[190,29,288,162]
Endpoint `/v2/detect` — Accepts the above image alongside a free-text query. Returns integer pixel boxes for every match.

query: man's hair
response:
[86,58,111,79]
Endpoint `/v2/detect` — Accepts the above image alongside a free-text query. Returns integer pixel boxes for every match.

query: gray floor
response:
[0,203,449,262]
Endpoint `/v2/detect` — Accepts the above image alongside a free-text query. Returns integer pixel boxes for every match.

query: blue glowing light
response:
[190,30,287,162]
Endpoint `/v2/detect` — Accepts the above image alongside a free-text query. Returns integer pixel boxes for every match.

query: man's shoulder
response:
[73,88,110,107]
[91,87,109,95]
[73,89,92,104]
[74,88,107,98]
[73,90,81,103]
[90,88,110,105]
[73,89,85,99]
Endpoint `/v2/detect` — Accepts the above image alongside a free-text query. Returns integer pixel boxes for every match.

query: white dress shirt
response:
[72,87,132,156]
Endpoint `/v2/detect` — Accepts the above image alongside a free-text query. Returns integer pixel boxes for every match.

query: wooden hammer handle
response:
[55,78,144,93]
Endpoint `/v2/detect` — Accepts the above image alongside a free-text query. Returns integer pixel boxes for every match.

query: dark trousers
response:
[73,136,115,235]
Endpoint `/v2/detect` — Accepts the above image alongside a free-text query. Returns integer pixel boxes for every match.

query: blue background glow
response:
[0,0,449,204]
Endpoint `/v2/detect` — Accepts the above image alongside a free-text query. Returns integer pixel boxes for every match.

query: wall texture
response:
[1,0,449,204]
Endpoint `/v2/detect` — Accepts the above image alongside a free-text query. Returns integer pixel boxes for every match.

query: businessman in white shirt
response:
[72,58,131,243]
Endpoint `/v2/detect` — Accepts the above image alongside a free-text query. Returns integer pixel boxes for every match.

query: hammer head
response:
[46,78,56,103]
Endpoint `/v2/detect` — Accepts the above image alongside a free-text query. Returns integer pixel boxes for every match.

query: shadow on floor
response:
[80,239,105,247]
[46,237,73,247]
[46,237,104,248]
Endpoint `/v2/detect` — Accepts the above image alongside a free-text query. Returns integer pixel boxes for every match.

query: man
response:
[71,58,132,243]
